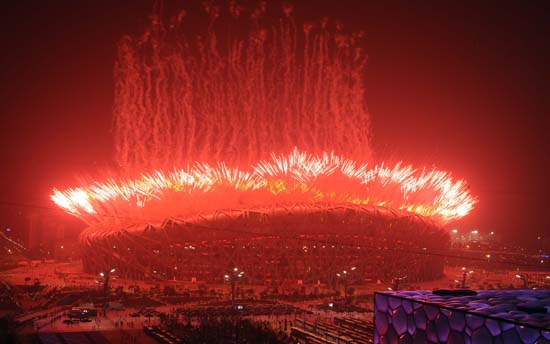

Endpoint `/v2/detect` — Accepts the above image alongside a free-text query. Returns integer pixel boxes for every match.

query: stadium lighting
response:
[461,268,469,288]
[98,268,117,306]
[516,274,528,288]
[226,267,245,309]
[337,267,356,303]
[391,276,407,291]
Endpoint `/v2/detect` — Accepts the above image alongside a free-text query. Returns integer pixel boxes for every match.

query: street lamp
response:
[336,266,356,304]
[460,267,468,288]
[516,274,528,288]
[99,269,116,294]
[392,276,407,291]
[98,268,116,315]
[225,267,244,309]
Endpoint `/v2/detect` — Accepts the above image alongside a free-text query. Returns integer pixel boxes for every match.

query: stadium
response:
[53,150,472,285]
[80,203,449,285]
[50,7,476,287]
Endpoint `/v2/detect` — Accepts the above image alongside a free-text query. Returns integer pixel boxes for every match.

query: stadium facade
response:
[80,203,449,285]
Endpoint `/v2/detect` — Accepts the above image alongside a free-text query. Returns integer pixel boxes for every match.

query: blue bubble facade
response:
[374,290,550,343]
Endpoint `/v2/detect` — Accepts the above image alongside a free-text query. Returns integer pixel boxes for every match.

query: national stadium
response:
[52,150,473,284]
[50,4,476,286]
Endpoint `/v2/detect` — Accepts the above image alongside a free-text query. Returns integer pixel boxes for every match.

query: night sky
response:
[0,1,548,246]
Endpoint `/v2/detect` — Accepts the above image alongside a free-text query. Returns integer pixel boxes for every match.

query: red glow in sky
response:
[50,3,477,229]
[0,1,547,246]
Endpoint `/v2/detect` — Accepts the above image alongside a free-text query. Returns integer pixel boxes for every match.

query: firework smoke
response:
[113,2,371,171]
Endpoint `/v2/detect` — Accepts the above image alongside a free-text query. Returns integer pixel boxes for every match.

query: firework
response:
[113,2,371,171]
[52,149,475,227]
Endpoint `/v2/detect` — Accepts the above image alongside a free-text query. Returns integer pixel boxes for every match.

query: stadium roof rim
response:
[79,202,442,244]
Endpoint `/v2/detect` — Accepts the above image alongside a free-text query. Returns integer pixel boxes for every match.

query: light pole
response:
[470,229,479,242]
[450,229,458,248]
[336,266,356,304]
[461,267,474,288]
[461,268,467,288]
[392,276,407,291]
[99,268,116,315]
[225,267,244,310]
[516,274,528,288]
[99,268,116,296]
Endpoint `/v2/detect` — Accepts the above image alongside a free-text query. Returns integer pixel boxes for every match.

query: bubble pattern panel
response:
[374,290,550,344]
